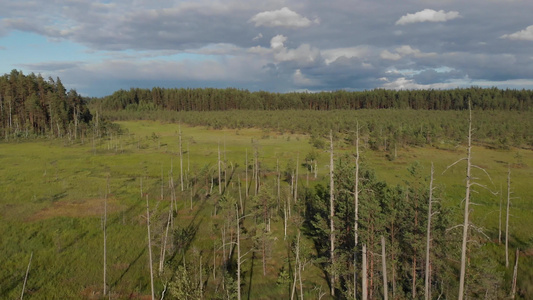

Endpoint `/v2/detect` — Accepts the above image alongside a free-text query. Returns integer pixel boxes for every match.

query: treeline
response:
[101,109,533,150]
[0,70,92,139]
[93,86,533,112]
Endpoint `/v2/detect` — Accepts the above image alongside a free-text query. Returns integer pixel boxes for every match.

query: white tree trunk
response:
[103,189,107,296]
[506,165,511,268]
[424,163,434,300]
[354,122,360,300]
[20,252,33,300]
[511,248,519,299]
[294,153,299,203]
[236,206,242,300]
[179,125,184,192]
[218,143,222,194]
[146,196,155,300]
[329,130,336,296]
[458,105,473,300]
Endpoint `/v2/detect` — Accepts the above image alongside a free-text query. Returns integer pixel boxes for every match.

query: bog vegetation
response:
[1,70,532,299]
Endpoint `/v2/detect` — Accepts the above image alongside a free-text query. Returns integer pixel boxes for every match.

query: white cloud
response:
[250,35,321,67]
[501,25,533,41]
[380,50,402,60]
[249,7,313,28]
[293,69,317,86]
[270,34,287,49]
[381,77,457,90]
[396,9,460,25]
[381,45,436,60]
[274,43,320,66]
[252,33,263,41]
[322,46,373,64]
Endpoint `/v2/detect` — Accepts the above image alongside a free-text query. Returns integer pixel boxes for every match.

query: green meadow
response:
[1,120,532,299]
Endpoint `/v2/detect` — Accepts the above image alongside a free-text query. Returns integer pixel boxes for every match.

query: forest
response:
[0,70,93,140]
[92,85,533,112]
[0,70,532,299]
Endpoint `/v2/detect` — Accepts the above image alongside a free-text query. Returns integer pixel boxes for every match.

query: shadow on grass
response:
[112,248,146,288]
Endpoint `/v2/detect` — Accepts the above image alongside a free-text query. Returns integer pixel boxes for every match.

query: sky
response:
[1,0,533,97]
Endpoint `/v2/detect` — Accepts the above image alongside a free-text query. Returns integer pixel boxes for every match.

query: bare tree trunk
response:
[294,153,299,203]
[238,175,244,216]
[103,180,108,296]
[236,205,242,300]
[213,241,216,281]
[498,184,502,245]
[146,195,155,300]
[179,125,184,192]
[511,248,519,299]
[506,165,511,268]
[245,149,248,199]
[277,159,281,210]
[160,165,164,201]
[424,163,434,300]
[284,187,288,240]
[255,148,259,195]
[20,252,33,300]
[354,122,360,300]
[218,142,222,194]
[362,244,368,300]
[329,130,336,296]
[381,236,388,300]
[159,206,172,274]
[458,105,473,300]
[290,230,304,300]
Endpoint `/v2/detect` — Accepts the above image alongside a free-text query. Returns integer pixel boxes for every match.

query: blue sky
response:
[1,0,533,97]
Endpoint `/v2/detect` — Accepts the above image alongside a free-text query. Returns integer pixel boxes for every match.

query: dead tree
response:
[146,195,155,300]
[159,205,172,274]
[294,153,299,203]
[245,148,249,199]
[329,130,336,296]
[218,142,222,194]
[498,184,502,245]
[20,252,33,300]
[442,105,474,300]
[236,205,242,300]
[511,248,519,299]
[458,107,473,300]
[505,165,511,268]
[354,122,360,300]
[424,163,435,300]
[103,179,109,296]
[179,124,184,192]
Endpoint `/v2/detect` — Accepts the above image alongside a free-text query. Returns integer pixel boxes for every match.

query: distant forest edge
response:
[92,85,533,111]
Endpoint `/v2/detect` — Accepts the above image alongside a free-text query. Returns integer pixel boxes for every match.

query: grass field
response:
[1,120,532,299]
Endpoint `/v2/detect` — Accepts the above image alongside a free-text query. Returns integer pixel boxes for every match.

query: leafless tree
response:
[506,165,512,268]
[329,130,336,296]
[20,252,33,300]
[146,195,155,300]
[511,248,519,299]
[424,163,436,300]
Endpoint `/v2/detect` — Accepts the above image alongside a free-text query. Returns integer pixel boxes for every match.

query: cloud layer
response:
[396,9,460,25]
[1,0,533,96]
